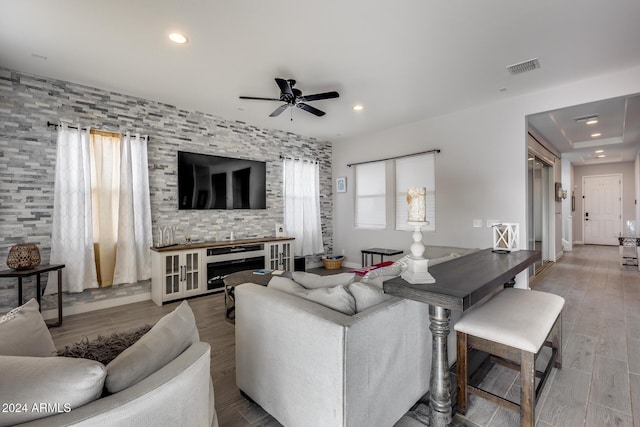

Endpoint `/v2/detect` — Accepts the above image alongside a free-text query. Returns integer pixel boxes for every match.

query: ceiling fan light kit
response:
[239,78,339,119]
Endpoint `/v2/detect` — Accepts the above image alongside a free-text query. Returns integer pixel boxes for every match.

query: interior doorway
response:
[528,155,554,274]
[583,174,622,245]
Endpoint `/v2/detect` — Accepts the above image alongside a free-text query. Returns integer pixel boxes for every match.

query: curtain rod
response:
[46,121,148,141]
[280,155,319,164]
[346,149,440,167]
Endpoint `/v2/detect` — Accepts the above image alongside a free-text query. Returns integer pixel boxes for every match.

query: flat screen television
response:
[178,151,267,210]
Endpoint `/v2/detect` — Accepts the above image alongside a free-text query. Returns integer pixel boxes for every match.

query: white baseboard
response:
[41,292,151,321]
[574,240,584,245]
[342,261,360,269]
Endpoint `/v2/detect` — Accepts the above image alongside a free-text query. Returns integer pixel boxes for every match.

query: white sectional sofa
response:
[235,282,460,427]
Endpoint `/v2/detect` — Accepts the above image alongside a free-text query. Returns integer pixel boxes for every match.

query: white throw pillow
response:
[361,263,404,288]
[349,282,392,312]
[269,276,356,315]
[292,271,356,289]
[0,298,57,357]
[105,300,199,393]
[0,355,106,427]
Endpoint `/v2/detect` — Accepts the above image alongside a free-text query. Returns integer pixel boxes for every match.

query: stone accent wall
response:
[0,67,333,313]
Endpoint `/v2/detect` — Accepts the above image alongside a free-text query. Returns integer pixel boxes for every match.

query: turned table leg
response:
[429,304,453,427]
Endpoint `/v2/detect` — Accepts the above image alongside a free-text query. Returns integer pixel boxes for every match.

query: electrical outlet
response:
[473,219,483,228]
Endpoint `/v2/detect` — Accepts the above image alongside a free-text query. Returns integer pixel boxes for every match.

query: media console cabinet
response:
[150,237,295,306]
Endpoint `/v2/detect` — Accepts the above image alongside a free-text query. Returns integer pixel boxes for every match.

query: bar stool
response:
[454,288,564,427]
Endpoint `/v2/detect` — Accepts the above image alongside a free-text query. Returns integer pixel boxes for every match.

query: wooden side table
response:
[0,264,65,327]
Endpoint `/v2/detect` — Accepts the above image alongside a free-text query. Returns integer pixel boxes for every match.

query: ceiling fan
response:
[239,78,339,118]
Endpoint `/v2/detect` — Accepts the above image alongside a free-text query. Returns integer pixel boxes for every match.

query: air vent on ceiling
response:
[574,114,598,123]
[506,58,540,75]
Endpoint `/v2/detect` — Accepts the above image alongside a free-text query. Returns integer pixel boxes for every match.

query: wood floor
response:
[48,246,640,426]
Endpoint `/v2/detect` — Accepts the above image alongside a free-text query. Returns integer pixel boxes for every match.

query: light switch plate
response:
[473,219,483,228]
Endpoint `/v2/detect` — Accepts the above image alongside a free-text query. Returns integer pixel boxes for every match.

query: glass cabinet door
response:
[184,252,200,293]
[164,254,181,296]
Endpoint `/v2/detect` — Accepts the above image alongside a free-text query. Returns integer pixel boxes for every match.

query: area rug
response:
[56,324,152,365]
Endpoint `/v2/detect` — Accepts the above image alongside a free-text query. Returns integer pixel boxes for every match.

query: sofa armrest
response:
[17,342,215,427]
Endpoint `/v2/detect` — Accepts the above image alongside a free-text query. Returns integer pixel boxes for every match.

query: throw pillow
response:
[0,355,106,427]
[361,263,404,288]
[292,271,356,289]
[349,281,393,312]
[105,300,199,393]
[268,276,356,315]
[0,298,57,357]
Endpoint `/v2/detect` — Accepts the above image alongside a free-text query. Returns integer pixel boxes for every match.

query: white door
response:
[583,175,621,245]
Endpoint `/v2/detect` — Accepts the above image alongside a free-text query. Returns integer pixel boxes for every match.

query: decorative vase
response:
[6,244,41,270]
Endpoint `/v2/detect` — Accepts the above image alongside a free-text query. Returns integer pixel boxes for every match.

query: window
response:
[355,161,386,228]
[395,153,435,231]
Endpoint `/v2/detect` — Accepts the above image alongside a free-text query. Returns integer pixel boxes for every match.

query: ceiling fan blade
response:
[239,96,281,101]
[299,91,340,102]
[270,104,290,117]
[296,103,325,116]
[275,78,293,96]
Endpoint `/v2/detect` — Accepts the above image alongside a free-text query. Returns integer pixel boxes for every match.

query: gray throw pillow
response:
[0,298,57,357]
[105,300,199,393]
[269,276,356,315]
[0,355,106,427]
[349,281,392,312]
[292,271,356,289]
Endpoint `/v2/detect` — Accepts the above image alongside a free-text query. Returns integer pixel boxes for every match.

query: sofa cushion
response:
[292,271,356,289]
[0,355,106,427]
[0,298,57,357]
[269,276,356,315]
[349,281,393,312]
[105,300,199,393]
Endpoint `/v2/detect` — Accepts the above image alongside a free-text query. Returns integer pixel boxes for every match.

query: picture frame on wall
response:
[336,177,347,193]
[275,223,287,238]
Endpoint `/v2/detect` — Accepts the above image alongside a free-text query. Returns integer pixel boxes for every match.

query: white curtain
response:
[48,124,99,293]
[283,158,324,256]
[112,133,153,284]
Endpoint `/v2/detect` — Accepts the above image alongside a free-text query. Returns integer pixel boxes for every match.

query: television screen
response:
[178,151,267,210]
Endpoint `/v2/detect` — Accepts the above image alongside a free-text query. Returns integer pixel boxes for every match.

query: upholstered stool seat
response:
[454,288,564,427]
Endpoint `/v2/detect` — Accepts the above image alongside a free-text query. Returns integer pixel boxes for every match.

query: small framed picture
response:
[275,223,287,237]
[336,177,347,193]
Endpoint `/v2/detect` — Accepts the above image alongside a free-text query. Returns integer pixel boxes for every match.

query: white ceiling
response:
[528,94,640,166]
[2,1,640,143]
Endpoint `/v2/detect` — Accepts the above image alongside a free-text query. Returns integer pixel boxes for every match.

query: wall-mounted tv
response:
[178,151,267,210]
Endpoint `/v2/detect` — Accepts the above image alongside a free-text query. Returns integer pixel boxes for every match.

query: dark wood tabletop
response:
[0,263,66,277]
[383,249,540,311]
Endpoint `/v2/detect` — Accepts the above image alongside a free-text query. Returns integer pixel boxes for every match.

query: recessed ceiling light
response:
[591,133,601,138]
[353,105,364,111]
[586,119,598,125]
[597,154,606,158]
[595,149,604,153]
[168,32,188,44]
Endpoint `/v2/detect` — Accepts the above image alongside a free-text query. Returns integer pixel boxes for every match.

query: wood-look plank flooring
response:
[49,246,640,426]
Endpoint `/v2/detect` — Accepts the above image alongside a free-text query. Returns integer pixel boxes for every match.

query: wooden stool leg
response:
[554,316,563,369]
[456,331,469,415]
[520,350,535,427]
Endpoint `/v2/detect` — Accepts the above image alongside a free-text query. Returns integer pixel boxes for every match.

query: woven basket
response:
[322,256,344,270]
[7,244,41,270]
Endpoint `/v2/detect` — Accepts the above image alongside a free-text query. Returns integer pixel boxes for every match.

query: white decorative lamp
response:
[401,187,436,284]
[492,223,520,252]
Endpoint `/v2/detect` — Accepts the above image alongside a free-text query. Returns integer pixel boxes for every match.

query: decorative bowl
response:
[7,244,41,270]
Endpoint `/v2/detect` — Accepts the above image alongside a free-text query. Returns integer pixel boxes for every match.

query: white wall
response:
[332,65,640,272]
